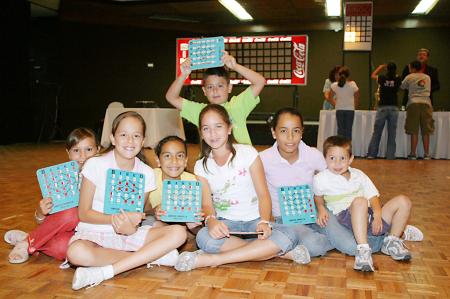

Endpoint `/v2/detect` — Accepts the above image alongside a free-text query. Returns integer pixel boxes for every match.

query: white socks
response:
[100,265,114,280]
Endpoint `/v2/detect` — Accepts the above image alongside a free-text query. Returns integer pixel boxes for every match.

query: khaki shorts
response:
[405,103,434,135]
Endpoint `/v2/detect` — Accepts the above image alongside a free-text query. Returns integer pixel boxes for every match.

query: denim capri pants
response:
[196,217,298,255]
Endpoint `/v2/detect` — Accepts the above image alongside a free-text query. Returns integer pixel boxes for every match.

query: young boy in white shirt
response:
[314,135,412,271]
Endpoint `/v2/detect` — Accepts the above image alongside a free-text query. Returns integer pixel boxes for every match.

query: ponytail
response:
[337,66,350,88]
[386,62,397,80]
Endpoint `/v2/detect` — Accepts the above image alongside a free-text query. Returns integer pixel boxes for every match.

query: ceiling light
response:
[218,0,253,21]
[412,0,439,14]
[326,0,341,17]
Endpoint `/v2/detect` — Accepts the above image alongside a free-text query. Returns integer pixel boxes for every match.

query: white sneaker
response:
[147,249,179,267]
[59,259,71,270]
[72,267,106,290]
[381,235,411,261]
[354,245,374,272]
[291,245,311,265]
[403,225,424,242]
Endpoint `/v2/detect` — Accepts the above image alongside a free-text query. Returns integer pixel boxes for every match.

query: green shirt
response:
[180,86,260,145]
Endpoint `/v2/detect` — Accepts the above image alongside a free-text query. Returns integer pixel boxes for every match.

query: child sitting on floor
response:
[141,135,202,232]
[314,135,412,272]
[6,128,99,266]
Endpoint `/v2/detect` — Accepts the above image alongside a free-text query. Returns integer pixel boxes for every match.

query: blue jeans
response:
[196,218,297,255]
[367,106,399,159]
[274,217,334,257]
[336,110,355,140]
[315,210,385,256]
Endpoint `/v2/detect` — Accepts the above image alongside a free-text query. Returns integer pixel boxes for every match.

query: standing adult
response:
[367,63,402,160]
[402,48,440,106]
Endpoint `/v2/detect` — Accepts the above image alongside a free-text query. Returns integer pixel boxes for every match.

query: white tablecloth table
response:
[101,108,185,149]
[317,110,450,159]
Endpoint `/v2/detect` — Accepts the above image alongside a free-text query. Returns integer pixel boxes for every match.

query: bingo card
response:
[160,180,202,222]
[104,169,145,214]
[278,185,317,225]
[188,36,224,70]
[36,161,80,214]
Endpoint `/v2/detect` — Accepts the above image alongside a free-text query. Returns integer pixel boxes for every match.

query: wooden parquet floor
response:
[0,143,449,299]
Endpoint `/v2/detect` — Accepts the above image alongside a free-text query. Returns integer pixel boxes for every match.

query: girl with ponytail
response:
[330,66,360,140]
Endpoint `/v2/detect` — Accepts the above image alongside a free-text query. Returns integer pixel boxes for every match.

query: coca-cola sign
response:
[291,35,308,85]
[176,35,308,85]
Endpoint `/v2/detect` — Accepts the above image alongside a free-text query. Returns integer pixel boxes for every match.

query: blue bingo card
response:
[104,169,145,215]
[188,36,224,70]
[36,161,80,214]
[278,185,317,225]
[160,180,202,223]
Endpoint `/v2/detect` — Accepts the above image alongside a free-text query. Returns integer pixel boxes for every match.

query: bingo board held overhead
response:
[104,169,145,215]
[36,161,80,214]
[188,36,224,70]
[278,185,317,225]
[177,35,308,85]
[160,180,202,223]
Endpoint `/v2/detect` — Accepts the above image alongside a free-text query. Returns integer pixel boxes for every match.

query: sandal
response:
[174,250,203,272]
[8,241,30,264]
[4,230,27,246]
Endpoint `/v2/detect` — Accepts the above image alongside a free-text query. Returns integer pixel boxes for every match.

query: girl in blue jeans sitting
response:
[175,104,310,271]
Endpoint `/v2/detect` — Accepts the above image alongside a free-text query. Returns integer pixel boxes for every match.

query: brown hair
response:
[101,111,148,164]
[328,65,341,82]
[155,135,187,157]
[323,135,352,157]
[337,66,350,87]
[199,104,236,172]
[66,127,98,151]
[203,67,230,84]
[270,107,304,129]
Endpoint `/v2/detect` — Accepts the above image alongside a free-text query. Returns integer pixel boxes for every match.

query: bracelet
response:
[35,210,46,222]
[204,215,216,225]
[257,220,272,228]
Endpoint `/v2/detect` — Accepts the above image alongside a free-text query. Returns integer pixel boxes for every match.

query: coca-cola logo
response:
[293,42,306,79]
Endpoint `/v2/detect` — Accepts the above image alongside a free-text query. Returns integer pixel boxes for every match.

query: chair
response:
[108,101,124,109]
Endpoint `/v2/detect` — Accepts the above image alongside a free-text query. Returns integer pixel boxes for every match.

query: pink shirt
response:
[259,141,326,217]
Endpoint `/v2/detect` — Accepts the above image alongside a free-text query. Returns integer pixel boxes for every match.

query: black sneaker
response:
[407,154,416,160]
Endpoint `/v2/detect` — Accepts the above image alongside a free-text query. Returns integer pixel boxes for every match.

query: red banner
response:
[176,35,308,86]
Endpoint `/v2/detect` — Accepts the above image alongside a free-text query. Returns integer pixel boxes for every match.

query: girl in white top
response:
[67,111,187,290]
[330,66,360,140]
[175,104,310,272]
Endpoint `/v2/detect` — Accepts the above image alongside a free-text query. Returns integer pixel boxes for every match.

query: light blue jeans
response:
[316,209,386,256]
[196,217,298,255]
[274,217,333,257]
[367,105,399,159]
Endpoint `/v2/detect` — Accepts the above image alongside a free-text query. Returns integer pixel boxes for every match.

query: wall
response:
[35,22,450,143]
[1,0,30,144]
